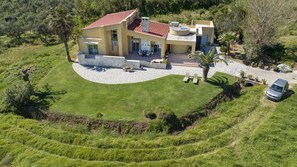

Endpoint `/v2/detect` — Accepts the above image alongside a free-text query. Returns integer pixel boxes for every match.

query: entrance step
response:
[169,62,198,67]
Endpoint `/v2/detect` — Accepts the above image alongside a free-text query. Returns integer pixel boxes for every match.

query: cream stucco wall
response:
[171,45,189,53]
[166,40,196,54]
[202,27,214,44]
[127,30,166,57]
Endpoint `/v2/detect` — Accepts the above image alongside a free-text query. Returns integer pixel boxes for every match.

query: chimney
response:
[141,17,150,32]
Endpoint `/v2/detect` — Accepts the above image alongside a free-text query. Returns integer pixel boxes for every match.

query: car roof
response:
[273,79,288,86]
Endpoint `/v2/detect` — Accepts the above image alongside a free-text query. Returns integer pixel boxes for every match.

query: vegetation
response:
[1,81,33,114]
[189,48,228,82]
[0,1,296,166]
[243,0,297,61]
[47,5,75,62]
[219,32,237,55]
[0,85,296,166]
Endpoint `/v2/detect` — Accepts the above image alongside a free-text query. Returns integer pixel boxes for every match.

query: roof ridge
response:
[105,9,136,16]
[134,18,169,26]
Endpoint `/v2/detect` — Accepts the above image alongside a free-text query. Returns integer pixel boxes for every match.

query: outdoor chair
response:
[123,65,133,72]
[138,50,142,56]
[145,51,151,57]
[193,73,199,84]
[183,72,190,82]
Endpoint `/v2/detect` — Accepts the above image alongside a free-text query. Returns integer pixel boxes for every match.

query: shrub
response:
[0,154,14,166]
[161,58,168,64]
[147,120,169,133]
[220,46,227,53]
[157,109,181,132]
[240,70,245,78]
[157,111,177,123]
[290,62,295,68]
[261,79,267,85]
[145,106,181,133]
[273,66,280,72]
[247,74,253,80]
[1,81,33,113]
[258,61,264,69]
[251,62,258,67]
[144,112,157,120]
[96,112,103,118]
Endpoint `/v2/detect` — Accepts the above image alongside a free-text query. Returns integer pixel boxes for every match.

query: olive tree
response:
[243,0,297,61]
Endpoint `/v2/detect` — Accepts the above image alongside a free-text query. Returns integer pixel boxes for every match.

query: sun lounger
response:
[183,72,190,82]
[193,73,199,84]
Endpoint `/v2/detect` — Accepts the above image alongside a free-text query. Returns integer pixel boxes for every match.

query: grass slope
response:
[38,62,237,120]
[0,85,296,166]
[0,44,65,94]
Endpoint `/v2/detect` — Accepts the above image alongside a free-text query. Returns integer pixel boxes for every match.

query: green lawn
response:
[38,62,237,120]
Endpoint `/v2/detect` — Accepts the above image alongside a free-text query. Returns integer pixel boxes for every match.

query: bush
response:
[273,66,280,72]
[144,112,157,120]
[258,61,264,69]
[220,46,227,53]
[251,62,258,67]
[240,70,245,78]
[157,111,177,123]
[147,120,169,133]
[0,154,14,166]
[1,81,33,113]
[145,106,181,133]
[247,74,253,80]
[96,112,103,118]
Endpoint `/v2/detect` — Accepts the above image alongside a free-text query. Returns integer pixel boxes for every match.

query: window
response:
[111,30,118,41]
[270,84,283,92]
[111,30,118,51]
[88,44,99,55]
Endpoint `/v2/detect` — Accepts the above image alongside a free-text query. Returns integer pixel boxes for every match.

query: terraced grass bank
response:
[1,85,296,166]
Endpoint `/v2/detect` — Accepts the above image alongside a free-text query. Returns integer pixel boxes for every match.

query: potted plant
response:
[240,70,245,78]
[247,74,253,80]
[161,58,168,64]
[261,79,267,85]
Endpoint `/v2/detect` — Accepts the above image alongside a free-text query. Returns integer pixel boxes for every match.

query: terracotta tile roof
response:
[84,9,136,29]
[128,19,169,39]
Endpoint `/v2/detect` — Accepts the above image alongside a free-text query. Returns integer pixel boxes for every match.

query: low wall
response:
[78,53,141,69]
[78,53,167,69]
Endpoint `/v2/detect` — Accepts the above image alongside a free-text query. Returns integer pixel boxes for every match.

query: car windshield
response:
[270,84,283,92]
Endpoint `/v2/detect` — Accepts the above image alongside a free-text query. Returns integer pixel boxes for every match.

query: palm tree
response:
[47,5,74,62]
[189,48,228,82]
[218,32,236,55]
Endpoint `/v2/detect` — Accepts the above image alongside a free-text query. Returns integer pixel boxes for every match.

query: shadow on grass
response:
[207,75,229,87]
[282,90,295,101]
[24,84,66,119]
[207,75,240,98]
